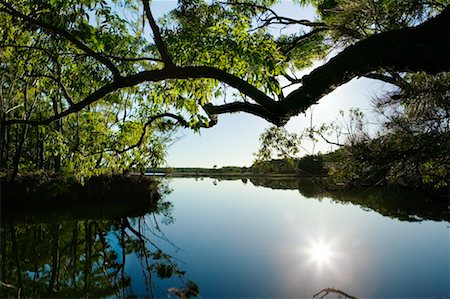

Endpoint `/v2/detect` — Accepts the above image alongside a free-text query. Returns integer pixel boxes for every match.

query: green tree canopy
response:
[1,0,449,178]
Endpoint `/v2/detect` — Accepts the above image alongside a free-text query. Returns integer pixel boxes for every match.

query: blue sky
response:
[148,1,392,167]
[166,78,389,167]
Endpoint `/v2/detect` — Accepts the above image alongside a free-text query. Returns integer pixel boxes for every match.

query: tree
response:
[323,72,450,193]
[269,69,449,193]
[1,0,449,178]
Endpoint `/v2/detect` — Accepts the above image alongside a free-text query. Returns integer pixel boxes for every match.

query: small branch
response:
[222,0,327,35]
[313,287,357,299]
[105,54,163,63]
[260,16,327,28]
[283,73,302,84]
[223,1,326,28]
[0,281,17,290]
[201,105,218,127]
[363,72,400,86]
[278,28,327,56]
[114,113,189,154]
[317,131,344,147]
[25,73,74,106]
[142,0,174,68]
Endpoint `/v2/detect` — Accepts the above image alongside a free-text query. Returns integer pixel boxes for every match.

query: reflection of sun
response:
[308,241,333,264]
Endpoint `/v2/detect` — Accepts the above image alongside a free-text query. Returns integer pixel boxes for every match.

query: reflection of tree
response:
[249,177,448,222]
[3,220,120,298]
[325,189,449,222]
[0,177,198,298]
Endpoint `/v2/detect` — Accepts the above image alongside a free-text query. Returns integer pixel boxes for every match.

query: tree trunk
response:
[51,97,62,172]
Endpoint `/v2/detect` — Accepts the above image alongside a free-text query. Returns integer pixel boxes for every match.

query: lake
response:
[1,177,448,298]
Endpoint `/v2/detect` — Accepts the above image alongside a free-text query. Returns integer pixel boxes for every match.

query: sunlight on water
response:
[3,177,447,298]
[308,241,333,265]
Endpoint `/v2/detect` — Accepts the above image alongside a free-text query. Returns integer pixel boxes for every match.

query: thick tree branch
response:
[2,66,278,125]
[0,1,121,79]
[279,5,450,120]
[142,0,174,68]
[317,131,345,147]
[203,102,280,124]
[2,5,449,127]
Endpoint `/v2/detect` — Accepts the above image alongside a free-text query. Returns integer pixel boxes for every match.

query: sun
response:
[309,241,333,264]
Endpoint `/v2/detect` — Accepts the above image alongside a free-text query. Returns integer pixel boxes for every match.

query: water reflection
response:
[247,177,449,222]
[2,176,448,298]
[0,177,198,298]
[308,241,333,265]
[298,235,341,283]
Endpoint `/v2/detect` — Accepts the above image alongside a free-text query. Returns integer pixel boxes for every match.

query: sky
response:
[166,78,389,167]
[148,1,393,167]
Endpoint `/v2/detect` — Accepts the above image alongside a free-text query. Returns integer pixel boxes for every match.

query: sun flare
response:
[309,242,333,264]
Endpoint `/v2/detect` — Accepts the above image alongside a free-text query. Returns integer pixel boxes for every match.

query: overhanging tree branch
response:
[278,28,327,57]
[203,102,280,124]
[222,1,326,29]
[278,5,450,120]
[2,66,279,125]
[2,5,449,127]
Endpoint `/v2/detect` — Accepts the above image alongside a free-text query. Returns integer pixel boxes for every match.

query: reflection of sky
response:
[132,178,449,298]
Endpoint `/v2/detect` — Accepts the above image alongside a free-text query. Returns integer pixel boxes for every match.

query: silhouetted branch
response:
[106,54,163,63]
[25,73,74,106]
[1,5,448,127]
[203,102,281,124]
[142,0,174,68]
[279,28,327,56]
[363,72,400,86]
[114,113,189,154]
[313,287,357,299]
[222,1,326,29]
[2,66,278,125]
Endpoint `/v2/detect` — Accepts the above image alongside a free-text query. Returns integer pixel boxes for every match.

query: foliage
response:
[254,70,449,193]
[0,0,448,181]
[316,73,449,192]
[0,0,172,180]
[250,155,326,176]
[254,126,301,161]
[315,0,449,44]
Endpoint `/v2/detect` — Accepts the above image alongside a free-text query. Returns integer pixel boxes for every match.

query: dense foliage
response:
[255,72,449,194]
[0,0,448,181]
[326,72,449,193]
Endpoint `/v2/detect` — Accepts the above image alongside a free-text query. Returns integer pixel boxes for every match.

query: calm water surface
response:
[1,177,449,298]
